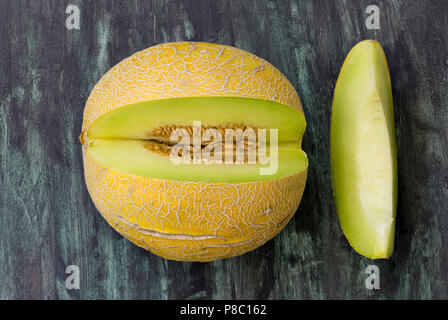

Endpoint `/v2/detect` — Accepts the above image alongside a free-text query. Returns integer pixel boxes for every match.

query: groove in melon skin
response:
[83,150,307,261]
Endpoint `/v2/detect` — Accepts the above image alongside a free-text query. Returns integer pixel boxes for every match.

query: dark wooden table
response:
[1,0,447,299]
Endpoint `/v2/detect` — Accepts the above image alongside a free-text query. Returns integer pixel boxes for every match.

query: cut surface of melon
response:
[331,40,397,259]
[86,96,307,183]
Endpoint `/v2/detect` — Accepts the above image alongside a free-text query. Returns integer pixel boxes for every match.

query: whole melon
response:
[81,42,307,261]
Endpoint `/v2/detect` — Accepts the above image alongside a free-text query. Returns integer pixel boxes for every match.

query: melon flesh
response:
[86,96,307,183]
[331,40,397,259]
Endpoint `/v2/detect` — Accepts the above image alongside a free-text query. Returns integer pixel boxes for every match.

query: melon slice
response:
[331,40,397,259]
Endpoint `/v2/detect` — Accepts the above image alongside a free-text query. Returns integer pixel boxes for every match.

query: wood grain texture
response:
[0,0,447,299]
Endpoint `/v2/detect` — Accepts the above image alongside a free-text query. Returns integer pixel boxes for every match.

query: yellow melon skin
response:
[81,42,307,261]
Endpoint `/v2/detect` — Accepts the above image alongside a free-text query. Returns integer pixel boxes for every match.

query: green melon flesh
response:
[86,97,307,183]
[331,40,397,259]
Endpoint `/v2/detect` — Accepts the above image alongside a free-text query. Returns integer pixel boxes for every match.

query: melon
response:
[81,42,308,261]
[331,40,397,259]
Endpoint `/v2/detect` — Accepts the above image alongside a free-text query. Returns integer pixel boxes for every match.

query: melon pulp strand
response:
[331,40,397,259]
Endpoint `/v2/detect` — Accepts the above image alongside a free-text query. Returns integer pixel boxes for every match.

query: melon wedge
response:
[331,40,397,259]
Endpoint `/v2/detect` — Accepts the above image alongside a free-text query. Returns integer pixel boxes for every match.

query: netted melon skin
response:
[83,151,306,261]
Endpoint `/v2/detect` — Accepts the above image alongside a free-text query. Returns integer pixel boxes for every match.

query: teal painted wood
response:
[0,0,447,299]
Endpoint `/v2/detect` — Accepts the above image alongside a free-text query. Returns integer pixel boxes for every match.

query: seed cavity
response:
[145,123,262,164]
[148,123,255,139]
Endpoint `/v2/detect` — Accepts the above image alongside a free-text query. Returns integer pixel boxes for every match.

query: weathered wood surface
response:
[0,0,447,299]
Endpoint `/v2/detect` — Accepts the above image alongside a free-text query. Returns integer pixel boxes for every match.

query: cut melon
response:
[331,40,397,259]
[81,42,308,261]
